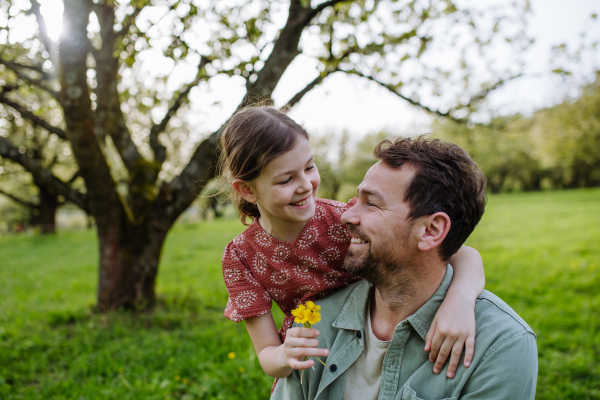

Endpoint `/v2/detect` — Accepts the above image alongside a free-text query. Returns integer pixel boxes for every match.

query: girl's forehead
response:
[262,138,313,176]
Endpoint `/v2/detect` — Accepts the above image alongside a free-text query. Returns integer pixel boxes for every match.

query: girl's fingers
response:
[424,317,437,352]
[287,327,320,338]
[464,336,475,367]
[428,330,445,365]
[288,358,315,370]
[433,338,454,374]
[445,339,466,379]
[286,337,320,348]
[286,347,329,359]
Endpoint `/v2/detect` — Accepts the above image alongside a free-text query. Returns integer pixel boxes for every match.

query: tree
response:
[0,0,530,310]
[431,72,600,192]
[0,91,83,233]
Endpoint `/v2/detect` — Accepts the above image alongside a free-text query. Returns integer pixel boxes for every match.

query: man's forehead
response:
[358,162,415,200]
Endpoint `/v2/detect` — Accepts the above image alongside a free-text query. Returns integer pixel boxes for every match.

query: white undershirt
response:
[342,299,390,400]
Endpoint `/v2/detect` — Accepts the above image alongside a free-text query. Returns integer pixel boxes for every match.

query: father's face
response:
[341,161,419,286]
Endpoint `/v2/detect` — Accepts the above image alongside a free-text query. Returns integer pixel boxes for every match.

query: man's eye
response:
[366,201,376,207]
[279,177,292,185]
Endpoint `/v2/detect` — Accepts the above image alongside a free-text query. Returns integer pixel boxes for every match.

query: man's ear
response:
[417,212,451,252]
[232,179,257,204]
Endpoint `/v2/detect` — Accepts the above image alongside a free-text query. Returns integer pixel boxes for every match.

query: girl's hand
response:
[424,292,476,379]
[282,327,329,370]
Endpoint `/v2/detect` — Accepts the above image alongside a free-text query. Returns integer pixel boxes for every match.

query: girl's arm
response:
[424,245,485,378]
[245,312,329,378]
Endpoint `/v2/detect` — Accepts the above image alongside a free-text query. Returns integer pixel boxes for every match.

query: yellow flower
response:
[181,378,188,384]
[305,301,321,312]
[175,375,180,381]
[291,304,307,324]
[239,367,246,373]
[291,301,322,328]
[228,352,236,359]
[306,311,321,325]
[291,301,328,384]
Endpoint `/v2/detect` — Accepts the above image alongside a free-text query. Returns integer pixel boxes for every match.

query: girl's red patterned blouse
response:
[222,198,361,338]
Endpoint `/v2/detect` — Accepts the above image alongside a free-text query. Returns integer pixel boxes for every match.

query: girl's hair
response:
[219,106,309,225]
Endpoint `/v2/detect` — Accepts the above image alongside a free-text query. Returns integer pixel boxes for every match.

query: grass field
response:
[1,188,599,399]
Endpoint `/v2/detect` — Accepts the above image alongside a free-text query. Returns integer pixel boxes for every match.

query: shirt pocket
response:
[399,386,459,400]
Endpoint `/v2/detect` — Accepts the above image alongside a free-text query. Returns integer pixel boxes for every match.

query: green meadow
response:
[1,189,599,399]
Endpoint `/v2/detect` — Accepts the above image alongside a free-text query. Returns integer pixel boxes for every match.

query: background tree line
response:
[312,72,600,199]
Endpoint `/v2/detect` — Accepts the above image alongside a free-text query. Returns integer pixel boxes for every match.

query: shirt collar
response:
[332,264,454,340]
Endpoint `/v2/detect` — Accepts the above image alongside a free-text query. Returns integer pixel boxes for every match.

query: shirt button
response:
[356,331,362,339]
[330,364,338,372]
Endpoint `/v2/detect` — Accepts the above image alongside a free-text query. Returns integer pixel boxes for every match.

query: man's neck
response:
[370,259,446,342]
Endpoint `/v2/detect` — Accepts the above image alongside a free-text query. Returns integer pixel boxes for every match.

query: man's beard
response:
[344,224,414,293]
[345,249,398,289]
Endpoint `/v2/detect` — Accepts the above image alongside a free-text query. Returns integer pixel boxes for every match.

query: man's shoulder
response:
[474,289,536,360]
[476,290,535,334]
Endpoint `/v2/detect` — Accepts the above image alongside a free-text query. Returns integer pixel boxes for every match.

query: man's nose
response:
[341,208,359,226]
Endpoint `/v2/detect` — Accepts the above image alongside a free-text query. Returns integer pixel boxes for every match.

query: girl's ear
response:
[232,179,257,204]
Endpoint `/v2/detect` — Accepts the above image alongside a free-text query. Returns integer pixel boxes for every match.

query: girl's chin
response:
[288,204,315,221]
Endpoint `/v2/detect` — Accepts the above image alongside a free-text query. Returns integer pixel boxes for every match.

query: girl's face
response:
[241,137,320,229]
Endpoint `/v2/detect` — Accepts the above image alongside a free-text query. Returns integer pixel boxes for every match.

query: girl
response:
[220,106,484,381]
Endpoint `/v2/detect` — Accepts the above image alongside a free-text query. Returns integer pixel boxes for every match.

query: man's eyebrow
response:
[274,155,314,178]
[357,187,385,201]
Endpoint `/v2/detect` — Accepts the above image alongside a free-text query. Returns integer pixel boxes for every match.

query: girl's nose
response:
[297,173,312,193]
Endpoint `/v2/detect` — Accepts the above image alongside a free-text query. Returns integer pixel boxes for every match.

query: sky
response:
[15,0,600,140]
[284,0,600,137]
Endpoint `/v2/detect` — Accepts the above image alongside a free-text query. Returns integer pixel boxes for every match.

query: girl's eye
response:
[306,164,315,171]
[278,177,292,185]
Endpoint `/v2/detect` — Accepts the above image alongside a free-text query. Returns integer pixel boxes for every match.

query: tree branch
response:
[282,69,337,109]
[463,74,523,106]
[116,6,143,37]
[347,70,522,123]
[310,0,350,18]
[149,56,211,164]
[29,0,58,68]
[0,59,50,78]
[154,129,221,225]
[94,3,143,172]
[0,137,89,212]
[0,57,58,97]
[244,1,314,102]
[0,92,68,140]
[0,187,38,209]
[344,70,465,123]
[68,169,81,184]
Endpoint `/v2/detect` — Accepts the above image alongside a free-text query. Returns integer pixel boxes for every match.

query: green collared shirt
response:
[272,265,537,400]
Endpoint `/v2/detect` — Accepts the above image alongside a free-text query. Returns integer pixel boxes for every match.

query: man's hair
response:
[373,135,487,260]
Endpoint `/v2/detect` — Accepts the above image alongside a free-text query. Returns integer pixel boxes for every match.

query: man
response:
[272,136,538,400]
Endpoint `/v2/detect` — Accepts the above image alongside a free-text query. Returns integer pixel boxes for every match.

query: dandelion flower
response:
[228,352,236,359]
[290,301,328,383]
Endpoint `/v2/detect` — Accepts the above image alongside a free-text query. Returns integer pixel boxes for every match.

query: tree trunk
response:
[38,186,58,234]
[96,216,171,311]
